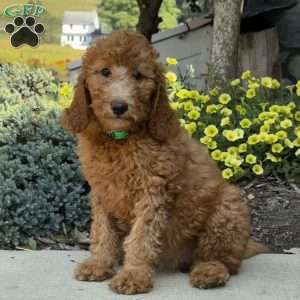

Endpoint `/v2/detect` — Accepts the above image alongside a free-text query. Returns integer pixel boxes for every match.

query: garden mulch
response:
[241,176,300,253]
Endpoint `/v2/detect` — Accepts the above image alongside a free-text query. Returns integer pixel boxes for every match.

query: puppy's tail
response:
[243,239,269,259]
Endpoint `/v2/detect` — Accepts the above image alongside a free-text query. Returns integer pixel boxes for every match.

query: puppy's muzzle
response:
[111,100,128,116]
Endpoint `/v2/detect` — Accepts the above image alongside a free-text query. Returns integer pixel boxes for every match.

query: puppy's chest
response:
[79,140,177,221]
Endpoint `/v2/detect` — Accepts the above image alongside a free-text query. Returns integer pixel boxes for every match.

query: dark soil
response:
[240,176,300,253]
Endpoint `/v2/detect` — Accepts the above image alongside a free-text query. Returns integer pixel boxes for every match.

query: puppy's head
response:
[63,31,179,141]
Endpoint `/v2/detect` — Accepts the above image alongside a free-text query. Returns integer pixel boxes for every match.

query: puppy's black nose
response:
[111,100,128,116]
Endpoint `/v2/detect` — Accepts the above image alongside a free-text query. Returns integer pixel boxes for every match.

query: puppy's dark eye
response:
[98,68,111,77]
[133,70,143,80]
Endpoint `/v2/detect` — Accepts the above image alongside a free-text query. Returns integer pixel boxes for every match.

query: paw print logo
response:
[4,16,45,48]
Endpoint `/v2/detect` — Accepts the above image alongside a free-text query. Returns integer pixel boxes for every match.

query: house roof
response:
[63,11,98,25]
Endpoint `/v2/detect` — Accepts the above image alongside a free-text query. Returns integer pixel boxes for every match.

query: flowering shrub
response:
[166,61,300,182]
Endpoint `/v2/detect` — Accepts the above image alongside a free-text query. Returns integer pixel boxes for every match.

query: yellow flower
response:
[222,168,234,179]
[293,137,300,147]
[185,122,197,135]
[280,119,293,129]
[200,136,212,145]
[261,77,273,88]
[260,124,270,133]
[275,130,287,140]
[59,83,73,98]
[223,130,240,142]
[58,97,72,109]
[206,104,218,114]
[221,152,230,161]
[246,154,257,164]
[170,102,179,111]
[211,150,222,161]
[264,118,276,126]
[288,102,296,110]
[265,134,278,144]
[271,79,280,89]
[227,147,238,155]
[236,128,245,139]
[295,111,300,121]
[240,118,252,128]
[248,82,260,89]
[235,104,247,116]
[247,134,261,145]
[269,105,281,113]
[258,112,272,121]
[284,138,294,149]
[187,109,200,120]
[272,143,284,153]
[225,156,243,168]
[246,88,256,99]
[166,57,178,65]
[218,93,231,105]
[197,94,210,103]
[166,71,177,82]
[230,79,240,86]
[204,125,219,137]
[296,149,300,157]
[295,127,300,137]
[266,153,281,163]
[176,89,190,99]
[207,140,217,150]
[241,70,251,80]
[189,90,200,99]
[258,132,268,142]
[183,101,194,112]
[297,89,300,97]
[209,88,219,96]
[252,164,264,175]
[221,107,232,117]
[238,143,247,153]
[220,117,230,127]
[296,80,300,89]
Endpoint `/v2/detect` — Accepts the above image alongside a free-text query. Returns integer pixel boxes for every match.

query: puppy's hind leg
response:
[190,184,250,289]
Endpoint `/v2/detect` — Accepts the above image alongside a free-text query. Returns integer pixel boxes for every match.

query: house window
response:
[71,35,74,41]
[83,36,87,42]
[70,24,73,29]
[83,24,86,30]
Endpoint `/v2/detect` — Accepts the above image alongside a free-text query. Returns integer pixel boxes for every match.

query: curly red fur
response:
[62,31,263,295]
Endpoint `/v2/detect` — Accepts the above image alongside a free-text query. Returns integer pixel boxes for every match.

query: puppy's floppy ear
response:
[149,84,180,142]
[62,73,92,134]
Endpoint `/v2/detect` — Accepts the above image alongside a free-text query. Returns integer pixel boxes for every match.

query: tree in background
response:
[208,0,243,87]
[97,0,181,38]
[97,0,139,33]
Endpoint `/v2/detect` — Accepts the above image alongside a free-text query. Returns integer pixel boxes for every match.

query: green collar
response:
[106,130,129,140]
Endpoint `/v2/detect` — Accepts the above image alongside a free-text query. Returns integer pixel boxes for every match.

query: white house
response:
[61,11,100,50]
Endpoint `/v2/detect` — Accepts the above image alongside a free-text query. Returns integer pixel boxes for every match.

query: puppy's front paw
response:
[74,258,114,281]
[190,261,230,289]
[110,267,153,295]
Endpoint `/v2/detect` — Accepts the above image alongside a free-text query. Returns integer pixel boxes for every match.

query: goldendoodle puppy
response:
[63,31,265,295]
